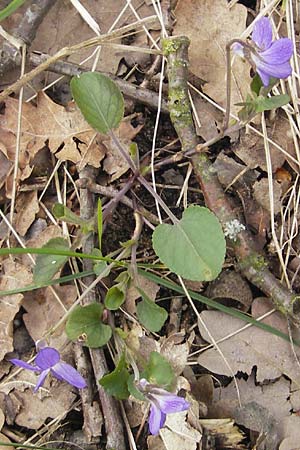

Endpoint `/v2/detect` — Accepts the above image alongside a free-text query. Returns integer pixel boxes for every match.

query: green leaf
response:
[136,288,167,332]
[70,72,124,134]
[99,353,130,399]
[33,237,69,284]
[66,303,112,348]
[250,74,263,96]
[53,203,93,232]
[254,94,290,112]
[142,351,174,388]
[105,285,125,310]
[152,206,226,282]
[0,0,26,22]
[127,375,145,401]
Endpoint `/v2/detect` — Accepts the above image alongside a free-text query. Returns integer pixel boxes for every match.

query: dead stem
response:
[163,35,300,319]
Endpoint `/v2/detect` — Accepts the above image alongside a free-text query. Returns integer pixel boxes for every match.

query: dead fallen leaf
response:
[192,93,223,141]
[198,418,245,449]
[0,259,32,360]
[233,131,286,172]
[15,191,39,236]
[210,374,291,423]
[22,285,77,348]
[161,341,189,377]
[253,178,282,214]
[205,269,253,311]
[103,119,144,181]
[279,415,300,450]
[125,273,160,314]
[197,298,300,384]
[174,0,251,112]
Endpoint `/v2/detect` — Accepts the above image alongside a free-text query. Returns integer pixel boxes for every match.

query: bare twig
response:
[163,35,299,318]
[29,52,169,112]
[79,166,126,450]
[0,15,159,100]
[0,0,56,77]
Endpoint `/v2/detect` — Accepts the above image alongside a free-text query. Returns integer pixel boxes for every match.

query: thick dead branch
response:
[163,35,299,318]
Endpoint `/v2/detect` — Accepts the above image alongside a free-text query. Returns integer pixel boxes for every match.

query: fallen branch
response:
[163,35,299,319]
[79,165,126,450]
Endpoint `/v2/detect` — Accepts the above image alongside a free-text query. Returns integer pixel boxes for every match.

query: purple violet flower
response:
[10,346,87,392]
[139,379,190,435]
[235,17,293,86]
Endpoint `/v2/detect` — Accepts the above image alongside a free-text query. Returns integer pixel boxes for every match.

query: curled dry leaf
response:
[205,269,253,311]
[0,259,32,360]
[174,0,251,112]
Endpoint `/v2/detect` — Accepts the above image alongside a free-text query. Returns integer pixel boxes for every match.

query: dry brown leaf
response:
[253,178,282,214]
[197,298,300,384]
[0,376,76,429]
[15,191,39,236]
[22,285,77,348]
[161,341,189,377]
[0,93,104,167]
[0,259,32,360]
[210,374,291,423]
[160,411,202,450]
[205,270,253,312]
[125,274,160,314]
[31,0,156,79]
[174,0,251,112]
[0,433,12,450]
[279,415,300,450]
[192,94,223,141]
[233,131,286,172]
[103,120,144,181]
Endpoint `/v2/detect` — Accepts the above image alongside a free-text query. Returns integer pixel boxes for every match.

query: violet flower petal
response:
[252,17,273,50]
[256,68,270,87]
[10,359,39,371]
[51,361,87,389]
[34,369,50,392]
[153,393,190,414]
[253,57,292,80]
[259,38,294,64]
[35,347,60,369]
[149,404,166,435]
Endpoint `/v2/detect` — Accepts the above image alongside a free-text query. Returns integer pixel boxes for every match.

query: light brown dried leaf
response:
[23,285,77,348]
[125,274,160,314]
[103,120,144,181]
[174,0,251,112]
[197,298,300,383]
[0,260,32,360]
[15,191,39,236]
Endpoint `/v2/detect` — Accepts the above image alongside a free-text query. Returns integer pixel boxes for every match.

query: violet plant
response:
[138,378,190,435]
[235,17,293,86]
[10,345,86,392]
[224,16,293,128]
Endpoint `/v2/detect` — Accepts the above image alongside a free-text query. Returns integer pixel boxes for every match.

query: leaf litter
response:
[0,0,299,449]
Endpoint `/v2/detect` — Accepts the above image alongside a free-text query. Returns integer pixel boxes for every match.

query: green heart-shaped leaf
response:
[152,206,225,281]
[66,303,112,348]
[99,353,130,399]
